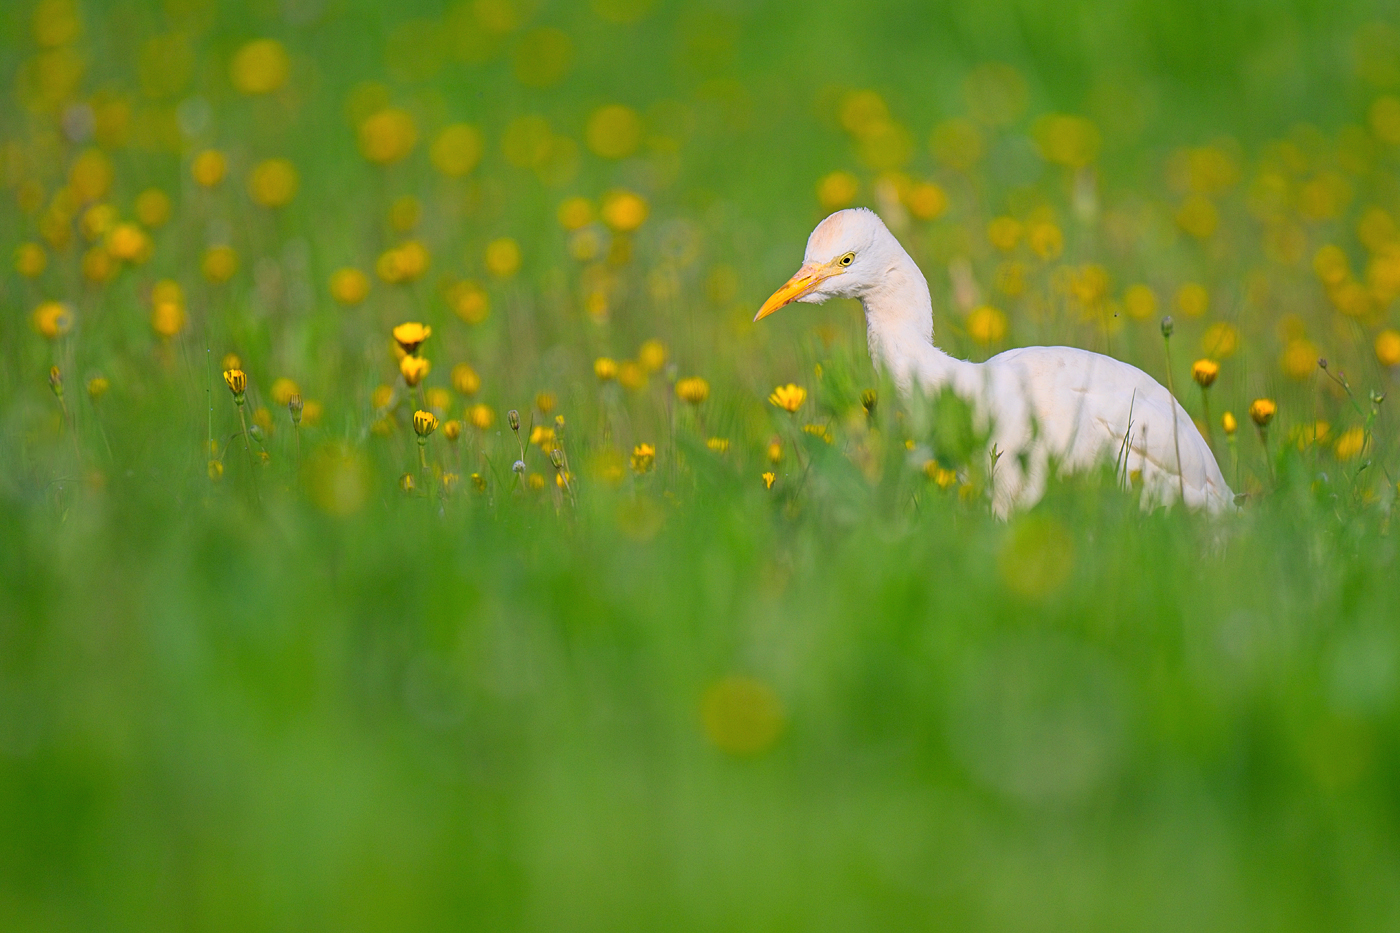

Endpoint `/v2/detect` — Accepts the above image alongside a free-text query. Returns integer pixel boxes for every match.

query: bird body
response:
[756,209,1233,516]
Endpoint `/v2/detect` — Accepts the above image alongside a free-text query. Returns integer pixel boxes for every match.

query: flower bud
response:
[1160,316,1174,338]
[508,409,520,432]
[413,409,439,438]
[223,368,247,401]
[288,392,303,425]
[49,366,63,396]
[549,448,564,469]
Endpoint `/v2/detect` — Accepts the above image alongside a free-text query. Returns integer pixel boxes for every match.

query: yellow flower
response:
[527,472,547,491]
[1249,398,1276,427]
[400,473,416,493]
[451,363,481,396]
[70,150,113,202]
[1176,283,1209,318]
[358,109,418,165]
[1201,322,1239,358]
[484,237,521,278]
[201,245,238,283]
[706,437,730,453]
[87,376,109,401]
[817,171,858,211]
[767,440,783,463]
[135,189,171,228]
[106,223,150,263]
[1123,284,1157,320]
[1376,329,1400,367]
[270,378,299,406]
[151,300,186,338]
[231,39,290,95]
[769,383,807,413]
[1334,426,1368,461]
[81,247,115,284]
[966,305,1007,345]
[430,124,483,177]
[425,387,451,412]
[1222,411,1237,436]
[447,279,490,324]
[1191,358,1219,388]
[675,376,709,404]
[905,182,947,221]
[81,204,117,242]
[1313,244,1350,285]
[301,400,323,426]
[15,242,47,278]
[1281,338,1320,380]
[601,190,648,232]
[638,339,667,372]
[32,301,73,339]
[987,216,1022,251]
[392,322,431,355]
[631,443,656,473]
[329,267,370,305]
[247,159,298,208]
[400,355,430,387]
[192,150,227,188]
[594,357,618,381]
[558,197,594,230]
[1033,113,1100,167]
[223,369,247,398]
[618,361,646,391]
[761,471,776,489]
[1027,221,1063,260]
[413,410,439,438]
[468,404,495,430]
[924,461,959,488]
[371,384,394,410]
[443,420,462,442]
[529,425,556,447]
[222,353,241,371]
[586,104,642,159]
[209,460,223,480]
[803,423,833,443]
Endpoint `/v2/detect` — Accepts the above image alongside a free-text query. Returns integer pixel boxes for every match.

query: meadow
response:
[4,0,1400,929]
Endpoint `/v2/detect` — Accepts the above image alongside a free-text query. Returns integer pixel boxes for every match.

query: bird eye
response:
[838,252,855,267]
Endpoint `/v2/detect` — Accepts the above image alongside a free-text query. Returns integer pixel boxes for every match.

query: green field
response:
[5,0,1400,929]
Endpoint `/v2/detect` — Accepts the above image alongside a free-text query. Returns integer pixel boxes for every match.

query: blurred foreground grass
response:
[4,0,1400,929]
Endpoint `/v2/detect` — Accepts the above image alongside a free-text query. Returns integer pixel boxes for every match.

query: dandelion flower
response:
[135,189,171,228]
[151,300,186,338]
[192,150,227,188]
[707,437,730,453]
[392,322,432,355]
[468,403,495,430]
[1249,398,1276,427]
[87,376,109,401]
[271,378,299,406]
[618,361,646,391]
[535,392,556,414]
[451,363,481,396]
[484,237,521,278]
[247,159,298,208]
[223,369,247,400]
[601,190,648,233]
[1376,329,1400,368]
[400,355,430,387]
[761,471,776,489]
[768,383,806,413]
[32,301,73,339]
[201,245,238,283]
[358,108,418,165]
[1334,426,1368,461]
[231,39,290,95]
[413,410,439,437]
[443,420,462,442]
[675,376,709,404]
[1191,359,1219,388]
[430,124,483,177]
[966,305,1007,345]
[594,357,618,381]
[631,443,655,473]
[329,268,370,305]
[15,243,47,278]
[1222,411,1237,436]
[638,339,667,372]
[447,279,490,324]
[558,197,593,230]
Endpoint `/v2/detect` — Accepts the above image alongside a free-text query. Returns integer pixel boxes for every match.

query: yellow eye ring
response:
[838,252,855,267]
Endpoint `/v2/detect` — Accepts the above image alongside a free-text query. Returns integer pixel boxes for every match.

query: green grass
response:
[4,0,1400,929]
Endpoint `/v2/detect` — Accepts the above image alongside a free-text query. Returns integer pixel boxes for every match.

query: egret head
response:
[755,208,894,322]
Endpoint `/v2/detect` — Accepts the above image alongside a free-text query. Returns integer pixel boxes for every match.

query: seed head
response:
[512,459,526,474]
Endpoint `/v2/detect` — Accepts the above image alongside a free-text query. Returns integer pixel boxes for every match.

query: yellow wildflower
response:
[231,39,290,95]
[638,339,667,372]
[430,124,483,177]
[87,376,109,401]
[392,322,431,355]
[201,245,238,283]
[1249,398,1276,427]
[1222,411,1237,436]
[191,150,227,187]
[706,437,730,453]
[247,159,298,208]
[761,471,776,490]
[151,300,186,338]
[1334,427,1368,461]
[594,357,618,381]
[601,190,648,232]
[484,238,521,278]
[447,279,490,324]
[966,305,1007,345]
[135,189,171,228]
[1375,329,1400,367]
[769,384,806,413]
[631,443,656,473]
[400,355,430,387]
[558,196,594,230]
[270,378,299,406]
[451,363,481,396]
[1191,359,1219,388]
[358,109,418,165]
[468,404,495,430]
[535,392,557,414]
[905,182,947,221]
[32,301,73,339]
[223,369,247,399]
[413,410,439,438]
[675,376,709,404]
[443,420,462,442]
[15,243,47,278]
[618,361,646,390]
[329,267,370,305]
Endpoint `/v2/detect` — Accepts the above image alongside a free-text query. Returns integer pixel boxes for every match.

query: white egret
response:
[756,208,1233,516]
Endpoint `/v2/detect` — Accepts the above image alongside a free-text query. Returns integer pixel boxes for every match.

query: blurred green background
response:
[4,0,1400,930]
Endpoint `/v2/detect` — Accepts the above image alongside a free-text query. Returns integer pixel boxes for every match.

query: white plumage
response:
[755,208,1233,516]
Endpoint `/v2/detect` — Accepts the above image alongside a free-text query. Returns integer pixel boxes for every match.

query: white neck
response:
[857,242,967,393]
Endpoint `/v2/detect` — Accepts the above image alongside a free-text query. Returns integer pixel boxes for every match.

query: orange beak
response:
[754,265,830,322]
